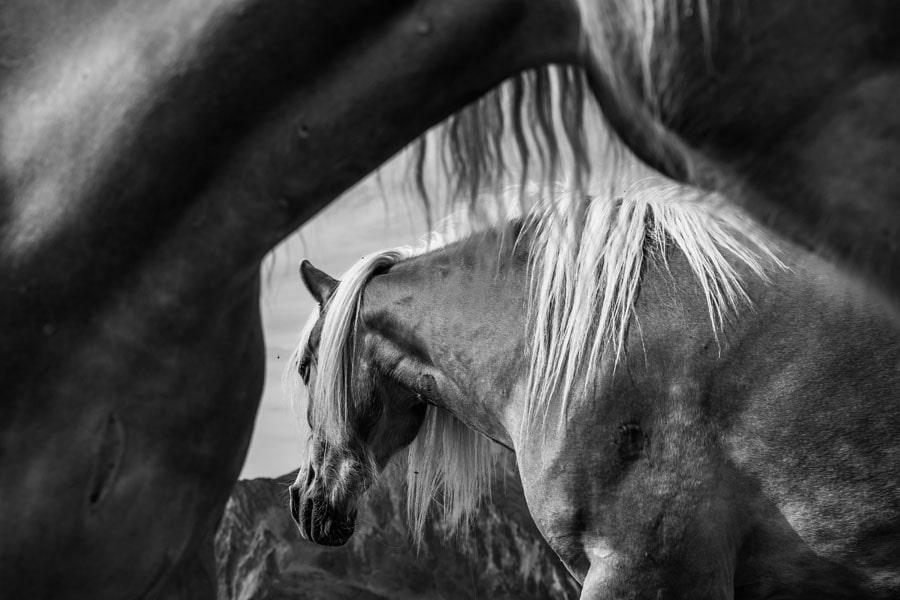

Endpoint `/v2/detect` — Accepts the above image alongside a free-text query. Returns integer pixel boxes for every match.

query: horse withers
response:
[287,183,900,599]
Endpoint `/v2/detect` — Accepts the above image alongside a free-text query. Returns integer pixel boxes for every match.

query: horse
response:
[2,1,897,597]
[287,181,900,599]
[0,1,595,598]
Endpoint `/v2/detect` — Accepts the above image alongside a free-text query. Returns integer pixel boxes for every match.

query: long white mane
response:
[286,176,782,542]
[422,0,713,200]
[525,178,782,426]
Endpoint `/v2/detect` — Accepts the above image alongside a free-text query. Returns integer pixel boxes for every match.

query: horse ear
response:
[299,260,339,305]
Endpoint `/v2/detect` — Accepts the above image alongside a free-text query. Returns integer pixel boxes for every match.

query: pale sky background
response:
[240,157,431,478]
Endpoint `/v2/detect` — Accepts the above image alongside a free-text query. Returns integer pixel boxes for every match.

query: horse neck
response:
[360,231,529,448]
[358,227,779,453]
[0,0,583,306]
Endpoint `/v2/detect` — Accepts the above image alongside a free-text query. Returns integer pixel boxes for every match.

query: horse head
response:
[289,260,428,545]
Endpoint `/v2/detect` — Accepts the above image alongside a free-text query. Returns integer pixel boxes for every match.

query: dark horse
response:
[0,1,590,598]
[289,182,900,599]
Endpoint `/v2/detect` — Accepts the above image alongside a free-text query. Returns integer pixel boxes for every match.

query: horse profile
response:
[288,181,900,599]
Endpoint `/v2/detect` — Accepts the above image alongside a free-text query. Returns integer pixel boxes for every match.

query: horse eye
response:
[299,359,310,383]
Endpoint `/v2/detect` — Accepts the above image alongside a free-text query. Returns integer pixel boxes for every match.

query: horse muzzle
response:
[289,480,357,546]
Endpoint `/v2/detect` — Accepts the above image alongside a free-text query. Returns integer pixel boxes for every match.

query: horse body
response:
[291,190,900,598]
[0,1,587,597]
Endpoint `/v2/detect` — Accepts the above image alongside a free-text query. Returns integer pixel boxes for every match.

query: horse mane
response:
[575,0,716,106]
[416,1,715,201]
[524,178,783,427]
[286,175,781,544]
[414,66,591,202]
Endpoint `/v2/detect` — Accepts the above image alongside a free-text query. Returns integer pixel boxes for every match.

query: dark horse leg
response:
[0,1,585,597]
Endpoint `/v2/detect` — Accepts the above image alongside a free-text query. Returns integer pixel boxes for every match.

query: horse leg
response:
[575,465,883,600]
[580,562,734,600]
[576,509,738,600]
